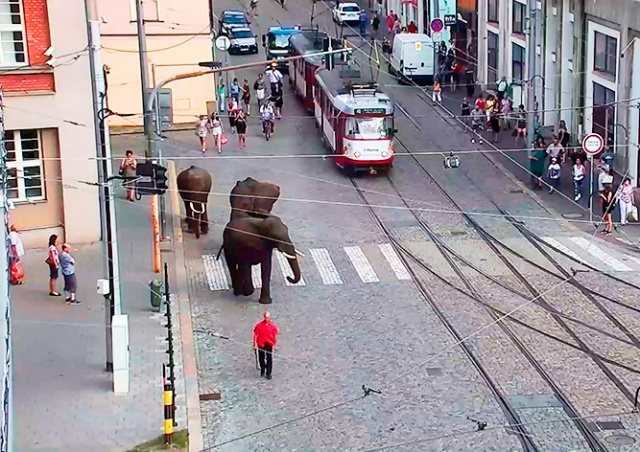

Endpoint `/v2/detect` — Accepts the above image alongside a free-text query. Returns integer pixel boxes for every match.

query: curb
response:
[168,160,204,452]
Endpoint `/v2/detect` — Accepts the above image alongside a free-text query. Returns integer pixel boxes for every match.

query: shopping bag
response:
[631,206,639,222]
[220,134,229,145]
[10,261,24,281]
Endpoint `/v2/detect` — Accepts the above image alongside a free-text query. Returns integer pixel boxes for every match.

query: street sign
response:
[430,18,444,33]
[582,133,604,155]
[432,32,441,42]
[444,14,457,26]
[215,36,231,52]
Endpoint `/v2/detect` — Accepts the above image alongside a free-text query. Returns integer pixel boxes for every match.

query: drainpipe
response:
[208,0,218,113]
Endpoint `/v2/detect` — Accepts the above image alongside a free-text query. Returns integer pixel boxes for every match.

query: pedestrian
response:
[547,157,561,194]
[253,311,278,380]
[600,184,615,235]
[470,105,484,144]
[59,243,79,305]
[209,112,223,153]
[218,81,226,114]
[572,158,586,201]
[8,224,24,285]
[359,10,368,36]
[371,13,380,40]
[195,115,209,153]
[497,76,508,100]
[46,234,61,297]
[119,150,137,202]
[254,73,267,108]
[271,85,283,119]
[500,95,512,130]
[489,106,500,143]
[386,11,394,34]
[546,135,564,165]
[474,94,485,112]
[515,105,527,147]
[529,143,546,190]
[376,0,383,15]
[484,95,495,129]
[460,96,471,126]
[230,78,240,103]
[619,178,635,225]
[557,119,570,149]
[597,164,612,197]
[249,0,258,15]
[265,63,283,94]
[235,109,247,148]
[407,20,417,33]
[227,97,238,134]
[432,78,442,103]
[241,79,251,115]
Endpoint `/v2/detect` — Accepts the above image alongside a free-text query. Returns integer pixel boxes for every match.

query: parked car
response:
[228,27,259,54]
[218,10,250,36]
[332,3,361,25]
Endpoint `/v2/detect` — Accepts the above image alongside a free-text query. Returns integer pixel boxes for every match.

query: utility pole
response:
[85,0,123,374]
[526,0,538,156]
[135,0,154,159]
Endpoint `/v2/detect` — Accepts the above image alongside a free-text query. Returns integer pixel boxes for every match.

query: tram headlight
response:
[381,151,388,158]
[354,151,361,159]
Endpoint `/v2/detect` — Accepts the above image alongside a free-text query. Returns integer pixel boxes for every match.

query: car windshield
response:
[224,14,246,24]
[343,6,359,12]
[269,34,290,49]
[233,30,253,39]
[345,116,392,139]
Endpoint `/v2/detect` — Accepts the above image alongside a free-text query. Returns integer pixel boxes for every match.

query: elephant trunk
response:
[285,256,301,284]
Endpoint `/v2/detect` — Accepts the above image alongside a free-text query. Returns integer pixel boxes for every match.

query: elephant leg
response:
[224,249,242,296]
[258,252,273,305]
[194,212,201,239]
[200,204,209,235]
[239,264,255,296]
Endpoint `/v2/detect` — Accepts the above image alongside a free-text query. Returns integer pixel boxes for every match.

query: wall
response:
[102,35,214,127]
[630,38,640,185]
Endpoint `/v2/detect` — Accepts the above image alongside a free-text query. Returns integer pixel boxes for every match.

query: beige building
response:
[2,0,101,248]
[98,0,215,128]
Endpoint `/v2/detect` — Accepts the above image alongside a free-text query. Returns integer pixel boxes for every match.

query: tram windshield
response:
[268,33,290,49]
[345,116,393,139]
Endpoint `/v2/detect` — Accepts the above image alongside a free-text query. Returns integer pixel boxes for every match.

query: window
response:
[5,130,45,202]
[0,0,26,66]
[488,0,499,22]
[129,0,162,22]
[512,1,526,34]
[512,43,525,82]
[594,31,617,76]
[592,82,616,150]
[487,32,499,84]
[345,117,393,139]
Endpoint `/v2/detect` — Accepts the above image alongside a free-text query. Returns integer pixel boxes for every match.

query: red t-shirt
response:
[407,23,417,33]
[475,98,485,110]
[254,321,279,347]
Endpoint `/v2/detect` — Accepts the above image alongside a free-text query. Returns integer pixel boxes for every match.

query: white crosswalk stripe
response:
[344,246,380,283]
[202,254,230,290]
[542,237,589,265]
[275,252,306,286]
[568,237,634,272]
[378,243,412,280]
[310,248,343,285]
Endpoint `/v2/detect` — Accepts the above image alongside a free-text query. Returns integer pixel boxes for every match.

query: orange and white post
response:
[152,194,161,273]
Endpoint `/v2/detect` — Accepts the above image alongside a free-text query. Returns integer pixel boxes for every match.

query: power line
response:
[101,25,211,53]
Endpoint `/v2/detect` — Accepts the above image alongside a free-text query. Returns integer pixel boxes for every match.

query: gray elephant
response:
[177,166,212,239]
[217,215,301,304]
[229,177,280,220]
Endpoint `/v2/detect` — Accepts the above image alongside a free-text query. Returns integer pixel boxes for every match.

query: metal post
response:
[163,263,177,426]
[87,16,123,372]
[134,0,154,159]
[526,0,537,157]
[589,155,594,224]
[433,0,440,78]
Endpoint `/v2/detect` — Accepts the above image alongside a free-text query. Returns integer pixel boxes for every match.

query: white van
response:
[388,33,435,85]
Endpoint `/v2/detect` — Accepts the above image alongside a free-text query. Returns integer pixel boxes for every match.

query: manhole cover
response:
[605,434,635,446]
[449,230,467,236]
[562,213,584,219]
[199,392,221,401]
[509,189,523,194]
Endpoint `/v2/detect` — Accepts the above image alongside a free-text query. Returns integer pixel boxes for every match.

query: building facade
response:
[1,0,101,248]
[97,0,215,128]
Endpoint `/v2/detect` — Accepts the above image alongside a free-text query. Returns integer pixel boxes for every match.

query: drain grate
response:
[426,367,443,377]
[449,230,467,236]
[509,189,524,194]
[597,421,625,431]
[199,392,221,401]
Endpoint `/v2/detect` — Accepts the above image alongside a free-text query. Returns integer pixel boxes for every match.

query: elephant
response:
[177,166,212,239]
[229,177,280,220]
[218,215,301,304]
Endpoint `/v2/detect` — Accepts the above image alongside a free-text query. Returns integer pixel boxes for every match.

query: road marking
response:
[251,265,262,288]
[541,237,589,265]
[568,237,634,272]
[622,253,640,267]
[378,243,412,280]
[275,252,306,286]
[310,248,343,285]
[344,246,380,283]
[202,255,230,290]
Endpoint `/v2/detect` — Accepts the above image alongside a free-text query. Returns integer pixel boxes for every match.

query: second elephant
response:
[229,177,280,220]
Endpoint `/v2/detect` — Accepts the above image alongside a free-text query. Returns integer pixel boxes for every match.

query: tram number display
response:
[354,108,386,114]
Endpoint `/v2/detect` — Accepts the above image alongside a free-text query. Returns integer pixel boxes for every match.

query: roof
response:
[221,10,245,15]
[268,25,300,35]
[230,27,252,33]
[393,33,433,43]
[289,29,329,65]
[338,2,360,7]
[315,67,393,114]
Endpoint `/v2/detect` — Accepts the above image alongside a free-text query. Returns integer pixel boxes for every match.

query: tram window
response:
[345,117,393,139]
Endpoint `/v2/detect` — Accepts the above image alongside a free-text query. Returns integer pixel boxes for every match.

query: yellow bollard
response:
[164,383,174,443]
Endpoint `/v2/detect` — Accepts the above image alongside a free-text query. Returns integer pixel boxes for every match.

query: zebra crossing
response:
[201,237,640,291]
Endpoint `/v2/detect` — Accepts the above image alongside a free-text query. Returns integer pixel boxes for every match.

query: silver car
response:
[228,27,259,54]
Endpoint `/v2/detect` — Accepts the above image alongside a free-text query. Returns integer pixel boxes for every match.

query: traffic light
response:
[135,161,169,196]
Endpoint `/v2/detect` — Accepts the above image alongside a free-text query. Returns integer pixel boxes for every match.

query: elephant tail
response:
[216,245,224,261]
[190,202,205,215]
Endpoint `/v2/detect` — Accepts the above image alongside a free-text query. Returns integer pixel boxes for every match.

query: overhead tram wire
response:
[101,25,211,53]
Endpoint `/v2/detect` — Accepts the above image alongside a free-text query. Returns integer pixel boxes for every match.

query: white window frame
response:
[129,0,163,22]
[6,130,45,203]
[0,0,28,67]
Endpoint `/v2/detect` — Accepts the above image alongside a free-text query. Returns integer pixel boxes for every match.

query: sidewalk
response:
[11,166,188,450]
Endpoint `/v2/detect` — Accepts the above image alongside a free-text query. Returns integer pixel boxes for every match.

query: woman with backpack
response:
[600,184,616,235]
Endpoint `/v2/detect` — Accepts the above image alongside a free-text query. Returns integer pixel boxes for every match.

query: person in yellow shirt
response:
[484,95,495,129]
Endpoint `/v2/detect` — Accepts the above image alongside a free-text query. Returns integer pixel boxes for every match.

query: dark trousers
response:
[258,344,273,376]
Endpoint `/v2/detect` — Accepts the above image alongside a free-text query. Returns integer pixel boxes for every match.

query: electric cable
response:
[101,25,211,53]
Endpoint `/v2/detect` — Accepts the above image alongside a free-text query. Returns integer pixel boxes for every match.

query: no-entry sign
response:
[582,133,604,155]
[430,18,444,33]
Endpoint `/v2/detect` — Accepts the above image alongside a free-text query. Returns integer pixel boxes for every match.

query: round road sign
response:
[215,36,231,52]
[582,133,604,155]
[430,18,444,33]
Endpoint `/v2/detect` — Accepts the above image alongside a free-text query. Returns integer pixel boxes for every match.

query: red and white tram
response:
[288,30,330,112]
[313,67,395,174]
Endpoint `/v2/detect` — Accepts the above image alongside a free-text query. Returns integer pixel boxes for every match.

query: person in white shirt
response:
[619,178,636,225]
[9,224,24,285]
[260,102,275,134]
[547,158,561,194]
[546,136,564,164]
[265,63,283,94]
[572,158,586,201]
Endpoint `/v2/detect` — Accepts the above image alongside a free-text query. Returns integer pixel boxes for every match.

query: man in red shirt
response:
[407,21,418,33]
[253,311,279,379]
